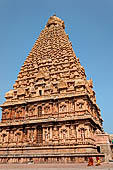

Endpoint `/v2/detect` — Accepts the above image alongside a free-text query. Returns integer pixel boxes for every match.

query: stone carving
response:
[58,80,67,89]
[5,90,13,99]
[44,105,50,114]
[69,101,75,112]
[52,103,58,114]
[87,79,93,88]
[35,71,45,81]
[76,100,84,109]
[17,88,25,96]
[59,103,67,112]
[46,15,65,29]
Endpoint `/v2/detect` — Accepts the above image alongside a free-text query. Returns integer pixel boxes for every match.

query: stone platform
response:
[0,163,113,170]
[0,149,105,164]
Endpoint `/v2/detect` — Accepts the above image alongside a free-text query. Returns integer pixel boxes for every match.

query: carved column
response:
[76,125,79,142]
[49,126,53,141]
[26,128,30,142]
[33,127,37,143]
[67,126,70,139]
[19,128,23,143]
[43,127,45,143]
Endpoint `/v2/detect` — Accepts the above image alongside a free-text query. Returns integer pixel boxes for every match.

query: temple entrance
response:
[97,146,101,153]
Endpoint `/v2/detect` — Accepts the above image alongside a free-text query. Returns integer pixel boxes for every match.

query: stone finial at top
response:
[46,15,65,29]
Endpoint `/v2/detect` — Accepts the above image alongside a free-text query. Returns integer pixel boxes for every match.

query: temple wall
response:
[0,121,96,149]
[1,97,102,127]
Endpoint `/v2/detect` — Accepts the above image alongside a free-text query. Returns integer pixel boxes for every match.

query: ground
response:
[0,162,113,170]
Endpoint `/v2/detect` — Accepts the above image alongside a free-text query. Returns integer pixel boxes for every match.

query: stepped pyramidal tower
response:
[0,15,104,163]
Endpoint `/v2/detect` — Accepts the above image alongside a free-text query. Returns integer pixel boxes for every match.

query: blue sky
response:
[0,0,113,133]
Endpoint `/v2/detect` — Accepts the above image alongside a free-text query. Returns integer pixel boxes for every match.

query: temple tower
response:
[0,15,104,163]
